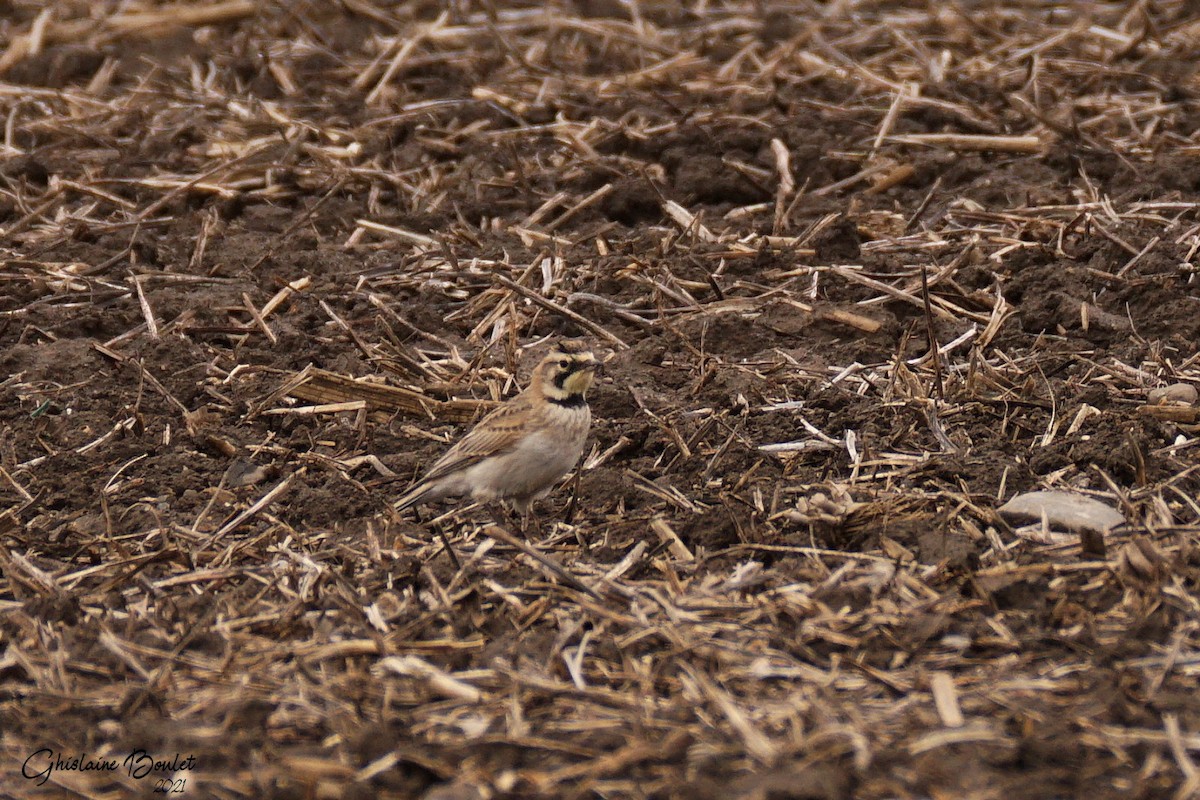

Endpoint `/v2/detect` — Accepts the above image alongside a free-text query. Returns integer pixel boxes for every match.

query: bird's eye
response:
[558,359,570,369]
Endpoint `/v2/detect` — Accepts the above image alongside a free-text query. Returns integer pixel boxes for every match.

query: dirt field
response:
[3,1,1200,798]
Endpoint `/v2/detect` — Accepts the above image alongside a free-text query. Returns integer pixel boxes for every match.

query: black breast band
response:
[548,394,586,408]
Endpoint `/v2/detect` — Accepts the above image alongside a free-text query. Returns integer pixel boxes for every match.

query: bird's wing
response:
[415,394,534,485]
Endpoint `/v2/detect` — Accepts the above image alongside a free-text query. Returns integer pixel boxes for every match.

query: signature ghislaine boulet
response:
[22,748,196,786]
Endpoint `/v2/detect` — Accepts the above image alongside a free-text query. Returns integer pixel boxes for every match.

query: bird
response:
[395,340,598,521]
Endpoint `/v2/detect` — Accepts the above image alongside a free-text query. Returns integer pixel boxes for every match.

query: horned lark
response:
[395,340,598,517]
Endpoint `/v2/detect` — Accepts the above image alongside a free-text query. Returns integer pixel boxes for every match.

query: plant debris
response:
[2,2,1200,798]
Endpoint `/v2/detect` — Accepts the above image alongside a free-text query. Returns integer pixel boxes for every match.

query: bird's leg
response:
[485,502,514,532]
[433,523,462,572]
[518,501,547,539]
[486,500,543,538]
[563,470,581,525]
[572,523,589,554]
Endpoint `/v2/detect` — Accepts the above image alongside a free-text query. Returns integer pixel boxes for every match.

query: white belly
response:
[460,408,589,504]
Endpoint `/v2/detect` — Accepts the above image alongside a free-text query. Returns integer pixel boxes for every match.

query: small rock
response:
[224,459,274,488]
[1148,383,1198,406]
[998,491,1124,555]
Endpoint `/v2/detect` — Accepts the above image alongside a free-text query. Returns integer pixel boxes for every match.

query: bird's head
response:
[537,340,598,403]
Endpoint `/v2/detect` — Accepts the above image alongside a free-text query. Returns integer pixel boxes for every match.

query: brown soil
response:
[3,2,1200,799]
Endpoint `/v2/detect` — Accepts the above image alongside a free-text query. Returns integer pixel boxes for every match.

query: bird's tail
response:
[395,482,434,513]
